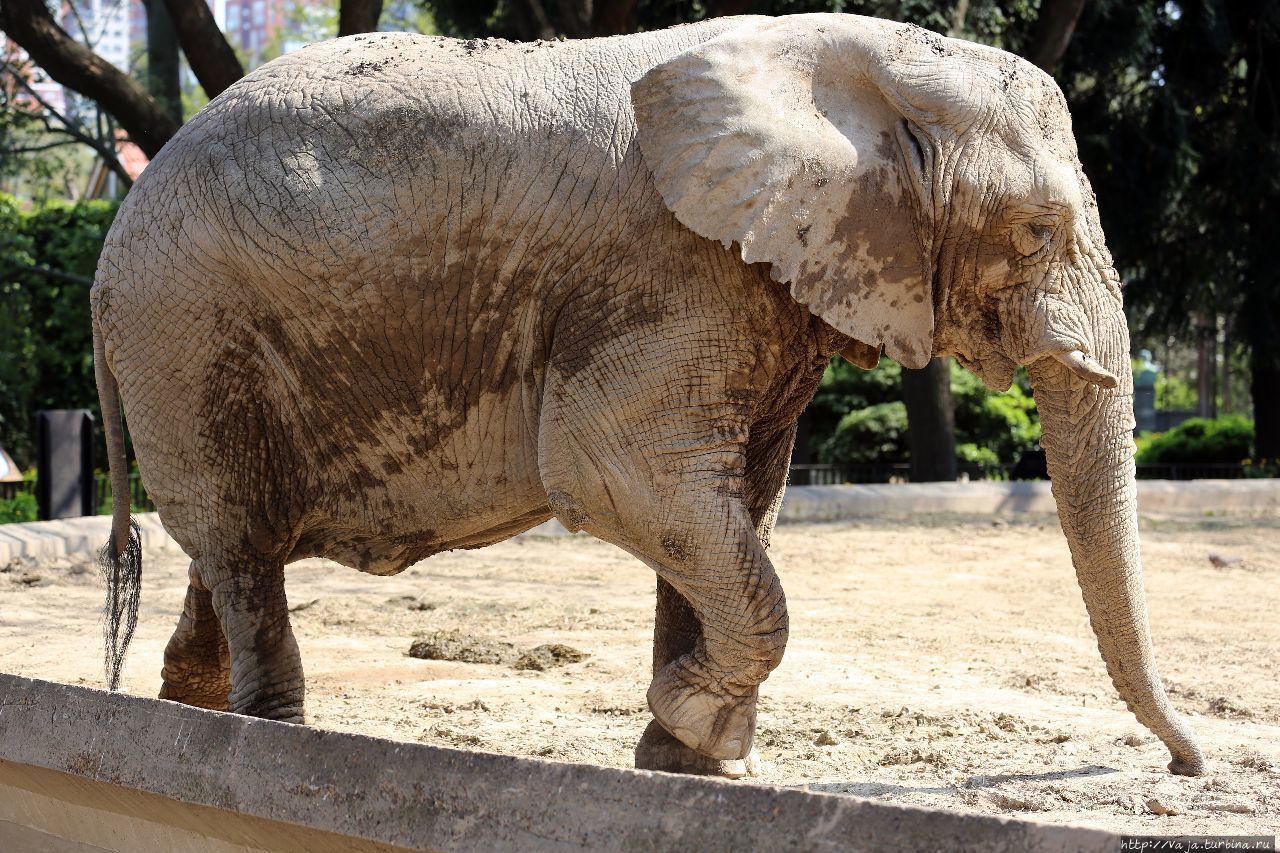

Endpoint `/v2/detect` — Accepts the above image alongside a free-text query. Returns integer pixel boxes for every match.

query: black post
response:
[35,410,96,520]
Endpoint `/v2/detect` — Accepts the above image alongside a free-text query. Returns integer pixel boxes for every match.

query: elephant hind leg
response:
[159,562,231,710]
[201,555,305,723]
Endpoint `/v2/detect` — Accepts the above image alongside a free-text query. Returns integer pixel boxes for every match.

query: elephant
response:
[92,13,1205,778]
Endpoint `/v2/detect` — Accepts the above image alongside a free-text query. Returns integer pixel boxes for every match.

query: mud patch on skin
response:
[660,531,695,563]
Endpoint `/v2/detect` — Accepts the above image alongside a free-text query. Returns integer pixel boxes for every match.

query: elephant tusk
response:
[1053,350,1119,389]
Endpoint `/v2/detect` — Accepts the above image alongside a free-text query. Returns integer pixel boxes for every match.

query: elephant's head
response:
[632,13,1204,774]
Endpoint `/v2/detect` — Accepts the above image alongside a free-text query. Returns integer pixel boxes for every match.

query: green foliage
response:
[807,355,902,446]
[956,441,1003,476]
[0,193,118,467]
[950,363,1040,462]
[1134,416,1255,465]
[814,357,1040,468]
[0,491,38,524]
[1154,373,1197,412]
[819,401,909,464]
[1061,1,1278,453]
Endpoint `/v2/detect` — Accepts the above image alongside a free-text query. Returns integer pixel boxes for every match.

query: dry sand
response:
[2,510,1276,837]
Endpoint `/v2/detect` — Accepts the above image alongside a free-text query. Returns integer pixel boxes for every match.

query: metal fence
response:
[2,465,1273,519]
[788,462,1271,485]
[0,473,154,513]
[93,472,155,512]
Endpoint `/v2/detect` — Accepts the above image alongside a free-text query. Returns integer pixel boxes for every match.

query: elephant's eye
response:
[1012,221,1057,259]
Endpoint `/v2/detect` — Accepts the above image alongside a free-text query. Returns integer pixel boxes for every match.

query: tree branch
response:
[338,0,384,37]
[0,0,180,157]
[9,139,83,154]
[6,67,135,187]
[1024,0,1087,74]
[161,0,244,100]
[1,263,96,287]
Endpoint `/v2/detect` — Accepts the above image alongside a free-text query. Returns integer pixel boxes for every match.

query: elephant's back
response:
[105,23,750,306]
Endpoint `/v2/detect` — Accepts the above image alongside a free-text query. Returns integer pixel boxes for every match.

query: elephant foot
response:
[647,657,756,761]
[634,719,761,779]
[158,681,230,712]
[1168,753,1207,777]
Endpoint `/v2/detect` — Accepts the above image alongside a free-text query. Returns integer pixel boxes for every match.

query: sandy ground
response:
[1,510,1277,837]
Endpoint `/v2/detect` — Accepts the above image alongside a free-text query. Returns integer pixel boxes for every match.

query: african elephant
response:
[93,13,1205,777]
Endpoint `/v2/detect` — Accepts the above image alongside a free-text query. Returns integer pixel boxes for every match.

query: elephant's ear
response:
[631,15,942,368]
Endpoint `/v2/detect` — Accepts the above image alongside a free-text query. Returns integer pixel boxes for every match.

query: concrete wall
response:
[0,674,1117,852]
[3,480,1276,564]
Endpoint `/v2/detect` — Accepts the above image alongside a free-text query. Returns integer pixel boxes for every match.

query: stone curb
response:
[0,673,1117,852]
[2,480,1275,565]
[776,478,1280,521]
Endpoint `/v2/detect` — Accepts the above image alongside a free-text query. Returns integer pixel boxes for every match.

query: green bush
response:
[807,356,903,447]
[0,492,37,524]
[0,193,118,467]
[813,357,1041,469]
[951,366,1040,462]
[817,401,908,464]
[1134,416,1254,465]
[957,442,1004,476]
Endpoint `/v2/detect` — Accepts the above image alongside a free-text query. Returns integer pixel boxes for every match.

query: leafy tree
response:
[0,192,37,463]
[814,358,1040,470]
[1058,0,1280,457]
[819,401,910,465]
[0,194,118,467]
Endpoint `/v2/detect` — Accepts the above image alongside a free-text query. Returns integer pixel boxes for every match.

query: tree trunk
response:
[509,0,557,40]
[1195,314,1215,419]
[1023,0,1087,74]
[1250,341,1280,460]
[902,357,956,482]
[163,0,244,100]
[553,0,591,37]
[592,0,637,36]
[0,0,180,158]
[145,0,183,124]
[338,0,384,37]
[706,0,753,17]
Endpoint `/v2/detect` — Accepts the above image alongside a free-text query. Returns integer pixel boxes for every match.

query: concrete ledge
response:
[776,478,1280,522]
[2,480,1276,564]
[0,512,182,565]
[0,674,1115,852]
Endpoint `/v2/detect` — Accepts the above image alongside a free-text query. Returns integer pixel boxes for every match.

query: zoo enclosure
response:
[788,462,1271,485]
[1,465,1267,516]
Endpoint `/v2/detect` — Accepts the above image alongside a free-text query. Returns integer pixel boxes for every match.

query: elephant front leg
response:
[635,427,793,777]
[634,578,762,778]
[608,498,787,764]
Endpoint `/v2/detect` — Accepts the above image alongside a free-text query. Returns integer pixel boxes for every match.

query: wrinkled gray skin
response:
[93,14,1205,777]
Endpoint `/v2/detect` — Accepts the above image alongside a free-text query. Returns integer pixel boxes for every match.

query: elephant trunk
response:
[1028,307,1206,776]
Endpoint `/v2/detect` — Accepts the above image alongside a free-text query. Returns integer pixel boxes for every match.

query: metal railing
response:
[2,464,1274,520]
[789,462,1273,485]
[94,472,155,512]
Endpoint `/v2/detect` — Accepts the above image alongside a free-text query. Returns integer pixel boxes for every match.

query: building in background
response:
[225,0,289,66]
[61,0,134,71]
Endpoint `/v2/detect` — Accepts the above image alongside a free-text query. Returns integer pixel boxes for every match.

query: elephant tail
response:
[93,320,142,691]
